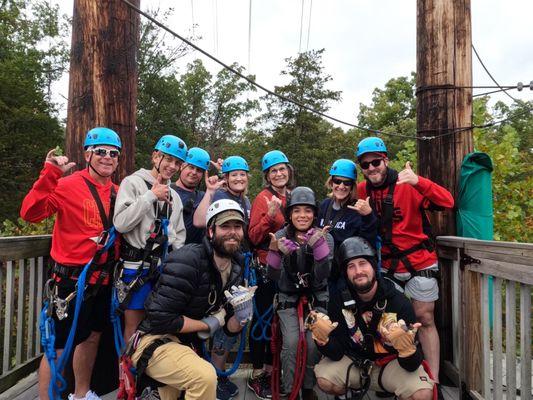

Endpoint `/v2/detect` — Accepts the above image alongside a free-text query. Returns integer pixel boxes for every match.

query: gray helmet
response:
[337,237,376,268]
[287,186,316,209]
[285,186,317,219]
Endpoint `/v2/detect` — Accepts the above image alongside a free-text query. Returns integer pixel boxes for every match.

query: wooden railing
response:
[0,235,51,393]
[0,234,532,398]
[437,236,533,400]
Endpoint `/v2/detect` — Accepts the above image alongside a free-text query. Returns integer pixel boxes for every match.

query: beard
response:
[365,169,387,186]
[349,273,377,294]
[212,233,242,257]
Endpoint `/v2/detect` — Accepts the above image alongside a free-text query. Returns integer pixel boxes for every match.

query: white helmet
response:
[206,199,245,227]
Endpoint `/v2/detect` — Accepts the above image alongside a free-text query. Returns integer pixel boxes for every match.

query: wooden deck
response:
[0,366,460,400]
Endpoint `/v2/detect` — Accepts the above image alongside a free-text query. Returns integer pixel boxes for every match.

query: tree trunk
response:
[65,0,140,181]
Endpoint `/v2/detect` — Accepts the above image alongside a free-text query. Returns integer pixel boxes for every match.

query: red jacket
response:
[357,174,454,273]
[248,187,287,264]
[20,163,119,283]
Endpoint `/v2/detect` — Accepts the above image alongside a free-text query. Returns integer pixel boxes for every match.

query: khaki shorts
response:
[314,355,434,398]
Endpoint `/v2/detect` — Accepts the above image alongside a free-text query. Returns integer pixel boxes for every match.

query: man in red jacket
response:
[355,137,454,384]
[21,127,121,400]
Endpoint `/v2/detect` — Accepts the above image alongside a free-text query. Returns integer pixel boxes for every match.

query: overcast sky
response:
[55,0,533,128]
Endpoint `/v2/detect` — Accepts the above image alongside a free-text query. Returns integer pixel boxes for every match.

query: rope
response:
[41,228,117,400]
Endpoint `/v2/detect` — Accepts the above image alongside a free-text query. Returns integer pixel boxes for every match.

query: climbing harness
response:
[271,296,309,400]
[41,228,117,400]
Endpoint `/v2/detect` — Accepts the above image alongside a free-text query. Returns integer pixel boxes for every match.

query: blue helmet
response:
[356,137,387,159]
[329,159,357,180]
[261,150,289,172]
[185,147,211,171]
[154,135,187,161]
[83,127,122,150]
[221,156,249,173]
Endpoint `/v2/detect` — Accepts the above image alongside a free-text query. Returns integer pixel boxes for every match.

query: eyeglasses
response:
[91,148,120,158]
[360,158,383,170]
[269,166,288,175]
[331,177,354,187]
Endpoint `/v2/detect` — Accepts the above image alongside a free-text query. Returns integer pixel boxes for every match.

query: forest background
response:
[1,1,531,242]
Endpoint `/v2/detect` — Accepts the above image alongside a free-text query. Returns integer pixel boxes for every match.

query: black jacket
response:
[138,237,243,346]
[318,277,423,372]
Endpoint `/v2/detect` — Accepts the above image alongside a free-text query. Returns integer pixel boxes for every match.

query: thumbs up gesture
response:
[46,148,76,173]
[151,174,170,202]
[397,161,419,186]
[348,196,372,216]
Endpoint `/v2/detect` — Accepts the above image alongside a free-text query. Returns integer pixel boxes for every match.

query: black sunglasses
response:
[331,177,354,186]
[92,148,120,158]
[360,158,383,170]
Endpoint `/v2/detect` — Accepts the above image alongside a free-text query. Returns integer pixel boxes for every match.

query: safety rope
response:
[41,228,117,400]
[270,296,308,400]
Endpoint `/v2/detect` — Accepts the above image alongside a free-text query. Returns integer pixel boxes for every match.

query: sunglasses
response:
[331,177,354,187]
[360,158,383,170]
[91,148,120,158]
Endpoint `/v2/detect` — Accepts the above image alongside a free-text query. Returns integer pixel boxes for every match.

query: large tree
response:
[258,49,346,199]
[0,0,68,223]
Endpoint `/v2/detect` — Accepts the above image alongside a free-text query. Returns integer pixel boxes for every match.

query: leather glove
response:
[278,237,299,256]
[380,319,420,357]
[306,310,338,345]
[225,285,257,325]
[198,308,226,339]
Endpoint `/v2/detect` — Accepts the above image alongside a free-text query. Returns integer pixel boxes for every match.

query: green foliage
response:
[257,50,346,199]
[0,217,53,237]
[136,11,259,169]
[356,73,417,157]
[0,0,68,223]
[472,98,533,242]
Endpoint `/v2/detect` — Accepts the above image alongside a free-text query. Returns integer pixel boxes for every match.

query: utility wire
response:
[299,0,305,53]
[121,0,532,141]
[472,44,521,104]
[306,0,313,51]
[247,0,252,72]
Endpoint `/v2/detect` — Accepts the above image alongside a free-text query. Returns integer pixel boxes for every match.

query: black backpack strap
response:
[83,177,114,230]
[354,299,387,357]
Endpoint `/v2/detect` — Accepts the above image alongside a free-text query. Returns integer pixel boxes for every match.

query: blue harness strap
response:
[41,228,117,400]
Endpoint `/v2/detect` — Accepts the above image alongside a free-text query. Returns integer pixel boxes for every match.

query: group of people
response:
[21,127,454,400]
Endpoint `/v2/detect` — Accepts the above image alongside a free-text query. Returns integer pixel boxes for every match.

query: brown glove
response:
[306,311,338,345]
[380,319,420,358]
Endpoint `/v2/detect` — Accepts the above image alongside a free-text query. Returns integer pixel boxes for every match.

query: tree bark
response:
[416,0,475,390]
[65,0,140,181]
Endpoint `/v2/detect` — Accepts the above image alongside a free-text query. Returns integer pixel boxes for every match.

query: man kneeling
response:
[129,199,256,400]
[311,237,434,400]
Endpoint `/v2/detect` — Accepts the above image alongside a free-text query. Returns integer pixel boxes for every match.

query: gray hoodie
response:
[113,168,186,261]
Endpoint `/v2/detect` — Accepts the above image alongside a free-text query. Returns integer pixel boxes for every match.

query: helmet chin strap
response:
[87,153,114,178]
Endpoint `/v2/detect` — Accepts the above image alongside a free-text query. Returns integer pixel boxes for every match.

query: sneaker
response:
[247,372,272,399]
[217,376,238,400]
[68,391,102,400]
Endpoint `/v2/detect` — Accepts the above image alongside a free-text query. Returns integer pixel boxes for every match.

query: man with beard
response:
[312,237,434,400]
[128,199,256,400]
[355,137,454,383]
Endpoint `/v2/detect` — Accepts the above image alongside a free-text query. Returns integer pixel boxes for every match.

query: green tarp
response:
[457,151,494,324]
[457,152,494,239]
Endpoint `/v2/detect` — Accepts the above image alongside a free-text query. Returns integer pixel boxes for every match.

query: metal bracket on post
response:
[460,252,481,270]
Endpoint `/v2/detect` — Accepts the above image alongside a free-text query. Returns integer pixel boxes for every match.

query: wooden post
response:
[416,0,476,391]
[65,0,140,180]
